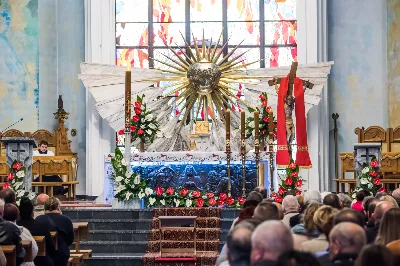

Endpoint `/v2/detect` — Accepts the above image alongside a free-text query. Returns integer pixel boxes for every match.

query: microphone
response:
[1,118,24,133]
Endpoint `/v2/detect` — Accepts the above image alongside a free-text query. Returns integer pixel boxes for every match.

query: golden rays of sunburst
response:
[144,31,272,129]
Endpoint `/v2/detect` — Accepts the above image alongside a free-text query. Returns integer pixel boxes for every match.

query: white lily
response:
[149,123,157,130]
[14,182,22,189]
[125,171,131,178]
[138,192,145,199]
[249,121,255,128]
[174,198,180,207]
[125,191,133,200]
[146,114,154,120]
[145,188,153,196]
[160,199,166,206]
[115,176,123,182]
[146,130,152,136]
[360,178,368,185]
[149,197,156,205]
[28,193,36,200]
[16,171,25,178]
[121,159,128,166]
[362,167,369,174]
[134,175,140,185]
[185,199,192,207]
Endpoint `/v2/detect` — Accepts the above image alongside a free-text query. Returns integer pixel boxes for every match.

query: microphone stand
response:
[0,118,24,157]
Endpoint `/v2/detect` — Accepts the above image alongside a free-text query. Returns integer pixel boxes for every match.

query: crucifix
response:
[267,62,314,159]
[12,144,25,162]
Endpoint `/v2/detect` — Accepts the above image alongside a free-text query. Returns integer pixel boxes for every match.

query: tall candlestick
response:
[268,108,274,195]
[241,111,246,138]
[226,109,231,136]
[268,109,274,131]
[225,109,231,196]
[254,110,260,187]
[254,110,259,136]
[240,110,246,197]
[125,68,132,127]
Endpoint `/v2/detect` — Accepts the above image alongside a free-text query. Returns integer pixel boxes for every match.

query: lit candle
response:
[225,109,230,138]
[268,108,274,132]
[254,110,259,137]
[125,68,132,128]
[241,111,245,139]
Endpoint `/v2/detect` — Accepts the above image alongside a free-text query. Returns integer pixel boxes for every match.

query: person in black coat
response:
[0,199,25,266]
[36,197,74,266]
[17,198,55,266]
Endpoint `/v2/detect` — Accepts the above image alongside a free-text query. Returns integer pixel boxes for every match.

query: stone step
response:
[73,219,153,230]
[88,230,151,242]
[62,209,153,220]
[83,253,143,266]
[80,241,148,254]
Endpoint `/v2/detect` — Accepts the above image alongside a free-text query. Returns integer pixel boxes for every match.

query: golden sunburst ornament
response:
[147,31,265,129]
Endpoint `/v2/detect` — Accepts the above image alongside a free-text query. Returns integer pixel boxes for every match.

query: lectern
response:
[2,137,37,191]
[354,143,381,176]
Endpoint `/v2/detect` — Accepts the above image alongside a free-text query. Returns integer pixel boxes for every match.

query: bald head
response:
[329,222,366,260]
[253,202,279,221]
[282,195,299,213]
[251,220,293,263]
[227,222,255,264]
[36,194,49,206]
[374,201,394,224]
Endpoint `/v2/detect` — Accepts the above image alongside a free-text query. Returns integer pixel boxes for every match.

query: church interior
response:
[0,0,400,265]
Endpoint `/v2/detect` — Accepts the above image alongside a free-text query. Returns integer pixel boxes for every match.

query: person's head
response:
[304,190,322,204]
[367,199,379,220]
[329,222,366,260]
[227,221,255,265]
[375,208,400,246]
[323,194,341,209]
[237,206,256,224]
[373,201,395,225]
[313,205,339,238]
[0,188,16,204]
[355,244,394,266]
[333,209,365,228]
[356,191,365,202]
[0,199,5,217]
[36,194,49,206]
[277,251,321,266]
[244,191,263,208]
[39,140,49,153]
[253,201,280,221]
[19,198,34,220]
[380,196,399,208]
[321,191,332,200]
[44,197,61,212]
[375,192,387,200]
[3,203,19,222]
[251,220,294,263]
[363,196,375,211]
[253,187,267,199]
[282,195,299,214]
[391,188,400,204]
[338,193,352,208]
[296,195,304,210]
[303,203,321,235]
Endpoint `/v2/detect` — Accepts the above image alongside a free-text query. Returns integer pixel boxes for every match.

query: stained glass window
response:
[116,0,297,68]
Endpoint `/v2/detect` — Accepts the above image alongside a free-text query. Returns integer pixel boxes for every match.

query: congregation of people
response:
[217,188,400,266]
[0,190,74,266]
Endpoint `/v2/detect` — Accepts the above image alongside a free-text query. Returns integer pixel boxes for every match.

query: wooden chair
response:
[1,245,16,266]
[33,236,46,257]
[70,222,92,259]
[22,240,33,263]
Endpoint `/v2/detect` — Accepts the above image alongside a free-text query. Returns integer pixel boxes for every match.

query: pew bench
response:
[33,236,46,257]
[22,240,33,263]
[50,231,58,250]
[69,253,84,266]
[68,257,73,266]
[1,245,15,266]
[71,222,92,259]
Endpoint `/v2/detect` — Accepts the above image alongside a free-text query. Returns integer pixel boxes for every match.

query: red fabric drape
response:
[276,75,291,166]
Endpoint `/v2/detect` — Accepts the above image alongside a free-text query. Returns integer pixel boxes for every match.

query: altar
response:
[103,151,271,204]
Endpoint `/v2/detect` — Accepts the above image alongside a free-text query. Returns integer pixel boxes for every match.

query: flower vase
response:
[139,140,145,152]
[112,198,141,209]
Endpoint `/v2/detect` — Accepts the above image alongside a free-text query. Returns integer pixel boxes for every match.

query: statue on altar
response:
[151,166,176,188]
[179,165,202,190]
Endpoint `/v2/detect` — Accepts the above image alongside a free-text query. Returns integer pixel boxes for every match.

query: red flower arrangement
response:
[7,160,36,204]
[271,159,304,202]
[245,92,277,140]
[353,156,385,198]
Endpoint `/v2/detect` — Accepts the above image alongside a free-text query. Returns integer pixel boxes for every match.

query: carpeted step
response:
[83,253,144,266]
[149,228,220,241]
[143,251,218,266]
[147,240,220,253]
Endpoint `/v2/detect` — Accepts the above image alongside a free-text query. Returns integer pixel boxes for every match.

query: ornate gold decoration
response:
[187,134,199,151]
[195,121,210,134]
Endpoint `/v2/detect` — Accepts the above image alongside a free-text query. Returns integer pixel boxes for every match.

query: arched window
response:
[116,0,297,69]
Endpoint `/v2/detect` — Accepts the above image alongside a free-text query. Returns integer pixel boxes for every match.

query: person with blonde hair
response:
[380,195,399,208]
[300,205,339,253]
[291,203,321,250]
[375,208,400,246]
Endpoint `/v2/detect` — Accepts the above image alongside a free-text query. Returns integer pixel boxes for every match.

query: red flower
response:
[196,198,204,207]
[266,107,273,113]
[291,172,299,177]
[259,94,266,100]
[373,178,381,186]
[134,107,142,115]
[278,186,286,195]
[166,187,174,195]
[263,116,269,123]
[296,190,302,195]
[12,162,22,170]
[227,197,235,205]
[285,177,293,186]
[138,129,144,135]
[155,187,163,196]
[132,115,140,122]
[219,193,227,201]
[208,198,217,206]
[130,126,137,132]
[180,188,189,196]
[270,192,277,198]
[370,160,379,168]
[275,196,283,203]
[134,101,141,108]
[192,190,201,198]
[295,180,303,188]
[289,163,296,169]
[218,198,225,206]
[262,129,267,135]
[370,171,377,177]
[262,101,268,107]
[378,186,386,192]
[7,173,14,181]
[206,192,214,199]
[3,182,10,189]
[238,197,245,205]
[118,129,124,135]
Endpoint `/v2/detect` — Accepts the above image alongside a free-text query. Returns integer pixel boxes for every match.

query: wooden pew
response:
[69,253,84,266]
[50,231,58,250]
[71,222,92,259]
[33,236,46,257]
[1,245,16,266]
[68,257,73,266]
[22,240,33,263]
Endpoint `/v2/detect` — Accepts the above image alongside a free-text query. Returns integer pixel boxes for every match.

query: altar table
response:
[103,151,270,203]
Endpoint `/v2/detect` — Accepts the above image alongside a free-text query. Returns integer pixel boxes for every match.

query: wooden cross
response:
[267,62,314,94]
[12,144,25,161]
